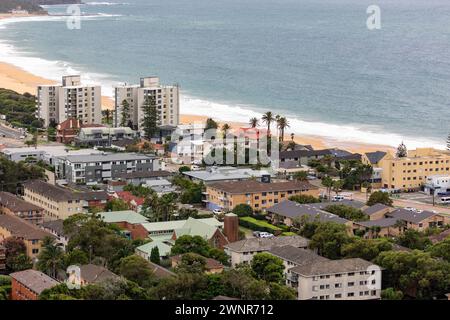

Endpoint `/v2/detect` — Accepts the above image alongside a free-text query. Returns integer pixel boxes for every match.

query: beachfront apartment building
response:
[57,153,160,184]
[363,148,450,191]
[205,180,320,212]
[37,75,102,127]
[113,76,180,132]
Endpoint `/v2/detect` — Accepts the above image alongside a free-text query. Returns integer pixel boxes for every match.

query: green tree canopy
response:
[367,191,393,206]
[250,252,285,284]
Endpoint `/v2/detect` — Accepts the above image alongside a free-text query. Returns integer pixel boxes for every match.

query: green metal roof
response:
[136,240,172,257]
[98,210,148,225]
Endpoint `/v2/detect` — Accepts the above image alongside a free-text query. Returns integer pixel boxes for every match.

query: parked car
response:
[212,209,223,215]
[332,195,345,202]
[253,231,274,238]
[191,165,201,171]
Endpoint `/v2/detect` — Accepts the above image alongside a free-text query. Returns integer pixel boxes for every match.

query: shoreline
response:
[0,59,393,154]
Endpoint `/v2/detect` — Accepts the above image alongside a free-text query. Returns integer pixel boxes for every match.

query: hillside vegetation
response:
[0,88,42,129]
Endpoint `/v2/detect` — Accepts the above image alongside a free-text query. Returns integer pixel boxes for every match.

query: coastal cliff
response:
[0,1,82,14]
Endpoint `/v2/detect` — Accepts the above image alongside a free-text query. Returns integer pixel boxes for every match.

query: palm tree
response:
[290,133,295,141]
[277,116,290,142]
[249,117,259,128]
[36,236,65,279]
[261,111,275,136]
[221,123,231,137]
[322,176,334,201]
[332,179,345,196]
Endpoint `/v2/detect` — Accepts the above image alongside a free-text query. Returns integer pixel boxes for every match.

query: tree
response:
[249,117,259,128]
[250,253,284,284]
[141,96,158,139]
[341,238,392,261]
[293,171,308,181]
[104,198,129,211]
[150,246,160,265]
[119,99,131,127]
[118,255,155,288]
[428,237,450,262]
[332,179,344,196]
[396,141,407,158]
[171,235,210,257]
[175,253,207,274]
[397,229,432,250]
[367,191,393,206]
[205,118,218,131]
[221,123,231,137]
[178,165,191,174]
[324,204,368,221]
[36,236,65,278]
[289,194,320,204]
[3,237,32,272]
[232,204,253,217]
[0,157,45,193]
[276,116,289,142]
[308,222,351,259]
[261,111,275,136]
[381,287,404,300]
[321,176,334,201]
[64,249,89,267]
[375,250,450,299]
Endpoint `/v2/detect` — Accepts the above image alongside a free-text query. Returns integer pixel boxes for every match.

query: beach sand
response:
[0,20,391,155]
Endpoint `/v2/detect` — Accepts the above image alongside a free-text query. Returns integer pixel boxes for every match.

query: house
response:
[115,170,172,186]
[0,214,53,260]
[0,245,5,271]
[107,180,127,193]
[224,236,309,267]
[144,179,177,195]
[361,151,387,188]
[362,203,392,221]
[266,200,352,228]
[353,218,401,238]
[97,210,149,240]
[279,149,353,166]
[23,180,108,220]
[56,118,105,144]
[147,261,175,279]
[182,166,273,184]
[423,174,450,196]
[74,127,139,147]
[109,191,145,212]
[78,264,120,285]
[41,220,70,251]
[289,258,382,300]
[0,191,44,225]
[57,153,159,185]
[205,180,320,212]
[135,239,173,260]
[10,269,59,300]
[171,253,224,274]
[387,208,449,231]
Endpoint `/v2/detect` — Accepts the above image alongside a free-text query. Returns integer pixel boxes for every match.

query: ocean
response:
[0,0,449,148]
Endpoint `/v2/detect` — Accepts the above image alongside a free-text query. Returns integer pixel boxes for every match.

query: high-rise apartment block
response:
[37,75,102,127]
[114,76,180,132]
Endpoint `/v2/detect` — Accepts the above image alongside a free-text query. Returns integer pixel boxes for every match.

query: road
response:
[0,123,24,140]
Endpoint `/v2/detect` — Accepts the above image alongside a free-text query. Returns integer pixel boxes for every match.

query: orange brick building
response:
[10,269,59,300]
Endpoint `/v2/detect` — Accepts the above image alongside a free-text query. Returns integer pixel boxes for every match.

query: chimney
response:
[223,213,239,243]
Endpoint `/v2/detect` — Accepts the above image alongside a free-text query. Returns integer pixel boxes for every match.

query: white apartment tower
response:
[114,76,180,133]
[37,75,102,127]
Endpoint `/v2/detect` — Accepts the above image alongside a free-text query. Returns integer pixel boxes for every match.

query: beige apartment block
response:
[37,75,102,127]
[363,148,450,190]
[114,76,180,131]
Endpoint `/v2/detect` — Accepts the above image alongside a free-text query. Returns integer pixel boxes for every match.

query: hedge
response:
[239,216,283,234]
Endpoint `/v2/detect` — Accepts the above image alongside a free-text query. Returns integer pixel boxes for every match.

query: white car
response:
[332,195,345,202]
[212,209,223,215]
[258,232,274,238]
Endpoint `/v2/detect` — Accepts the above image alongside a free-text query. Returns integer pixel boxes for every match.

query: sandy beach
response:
[0,58,392,154]
[0,12,392,154]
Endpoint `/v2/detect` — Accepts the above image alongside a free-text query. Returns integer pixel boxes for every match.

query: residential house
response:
[115,170,172,186]
[148,261,175,279]
[23,180,108,220]
[56,118,105,144]
[0,191,44,225]
[109,191,145,212]
[10,269,59,300]
[136,240,173,260]
[171,253,224,274]
[78,264,120,286]
[0,214,53,260]
[266,200,352,229]
[362,203,392,221]
[182,166,273,184]
[97,210,149,240]
[224,236,309,267]
[144,179,177,195]
[205,180,320,212]
[361,151,387,188]
[279,149,353,166]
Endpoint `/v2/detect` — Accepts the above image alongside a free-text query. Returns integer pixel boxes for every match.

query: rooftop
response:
[42,220,66,237]
[269,245,328,266]
[79,264,120,284]
[60,153,155,163]
[10,269,59,294]
[0,191,43,212]
[224,235,309,253]
[147,261,176,278]
[172,253,224,271]
[0,214,53,240]
[363,203,391,216]
[364,151,387,164]
[143,218,223,233]
[116,170,172,180]
[209,180,318,194]
[183,167,272,182]
[136,240,172,257]
[388,208,438,224]
[97,210,148,225]
[355,218,399,228]
[267,200,350,225]
[290,258,375,277]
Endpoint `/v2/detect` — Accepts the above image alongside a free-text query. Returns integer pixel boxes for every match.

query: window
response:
[348,282,354,287]
[347,292,354,297]
[334,294,342,299]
